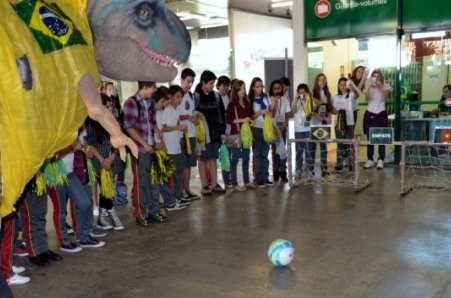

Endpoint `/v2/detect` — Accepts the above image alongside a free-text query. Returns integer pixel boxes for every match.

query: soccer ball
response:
[268,239,294,266]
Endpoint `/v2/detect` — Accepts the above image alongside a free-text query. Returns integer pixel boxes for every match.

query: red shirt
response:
[226,101,253,135]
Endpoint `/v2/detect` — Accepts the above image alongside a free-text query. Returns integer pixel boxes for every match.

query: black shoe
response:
[321,171,330,177]
[147,213,167,223]
[136,217,154,227]
[273,171,280,182]
[332,166,343,173]
[29,255,50,267]
[280,172,288,183]
[40,250,62,261]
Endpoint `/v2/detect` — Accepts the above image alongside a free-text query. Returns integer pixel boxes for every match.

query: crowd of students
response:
[0,66,392,289]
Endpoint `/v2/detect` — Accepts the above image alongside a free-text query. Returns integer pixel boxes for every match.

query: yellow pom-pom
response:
[240,122,253,149]
[184,133,192,155]
[100,169,115,199]
[196,120,206,147]
[34,171,47,196]
[263,114,275,142]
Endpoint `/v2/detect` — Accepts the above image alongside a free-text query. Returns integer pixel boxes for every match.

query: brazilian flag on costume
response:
[12,0,87,54]
[0,0,99,217]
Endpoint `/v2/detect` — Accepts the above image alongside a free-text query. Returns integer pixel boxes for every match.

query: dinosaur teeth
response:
[134,40,176,68]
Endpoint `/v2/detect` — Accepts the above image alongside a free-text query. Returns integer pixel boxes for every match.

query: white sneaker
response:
[12,266,25,274]
[363,160,374,169]
[7,274,30,285]
[376,159,384,169]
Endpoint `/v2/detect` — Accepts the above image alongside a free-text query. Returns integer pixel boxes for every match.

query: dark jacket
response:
[194,90,226,142]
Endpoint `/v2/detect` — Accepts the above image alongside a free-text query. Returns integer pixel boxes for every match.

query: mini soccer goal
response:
[400,140,451,194]
[287,133,371,192]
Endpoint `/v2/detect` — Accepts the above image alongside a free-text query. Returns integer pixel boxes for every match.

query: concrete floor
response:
[9,166,451,298]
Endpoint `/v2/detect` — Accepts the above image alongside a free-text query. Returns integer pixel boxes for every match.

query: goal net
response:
[400,141,451,194]
[287,137,371,192]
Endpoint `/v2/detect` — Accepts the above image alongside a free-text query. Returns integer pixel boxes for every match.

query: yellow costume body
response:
[0,0,99,216]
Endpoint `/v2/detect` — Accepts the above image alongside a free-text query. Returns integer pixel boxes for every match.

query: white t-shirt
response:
[270,96,291,127]
[220,94,230,112]
[162,105,182,154]
[252,96,270,129]
[293,99,310,133]
[177,92,196,137]
[332,92,355,126]
[63,130,87,173]
[155,109,163,143]
[220,93,231,134]
[367,83,392,114]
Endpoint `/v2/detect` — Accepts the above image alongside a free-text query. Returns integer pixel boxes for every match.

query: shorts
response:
[182,137,197,167]
[199,142,220,161]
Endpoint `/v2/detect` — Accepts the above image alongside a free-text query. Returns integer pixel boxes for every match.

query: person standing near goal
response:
[363,69,392,169]
[332,78,358,172]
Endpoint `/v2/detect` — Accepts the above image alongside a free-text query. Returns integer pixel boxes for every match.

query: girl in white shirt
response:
[269,80,291,183]
[363,69,392,170]
[249,77,274,187]
[291,83,315,178]
[332,78,358,172]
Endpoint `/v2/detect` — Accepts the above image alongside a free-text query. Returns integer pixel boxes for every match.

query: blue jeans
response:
[335,125,354,167]
[230,147,251,186]
[253,127,269,184]
[169,153,184,199]
[295,131,314,172]
[53,172,92,243]
[312,142,328,171]
[367,144,386,161]
[159,184,175,206]
[222,148,232,185]
[272,130,287,173]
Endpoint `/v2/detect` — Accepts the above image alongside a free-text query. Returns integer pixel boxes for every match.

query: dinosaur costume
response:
[0,0,191,217]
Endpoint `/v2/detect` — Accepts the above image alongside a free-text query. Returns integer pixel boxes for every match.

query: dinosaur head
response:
[88,0,191,82]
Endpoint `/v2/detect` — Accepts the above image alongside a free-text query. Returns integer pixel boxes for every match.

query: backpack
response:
[113,181,128,205]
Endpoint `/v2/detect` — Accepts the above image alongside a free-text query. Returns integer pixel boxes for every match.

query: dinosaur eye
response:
[134,2,154,28]
[139,8,149,19]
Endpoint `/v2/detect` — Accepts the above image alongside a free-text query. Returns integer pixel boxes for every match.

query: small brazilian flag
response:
[12,0,87,54]
[401,77,412,101]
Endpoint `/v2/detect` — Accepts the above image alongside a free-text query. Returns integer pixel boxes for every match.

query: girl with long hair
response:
[312,73,333,177]
[227,80,254,191]
[363,69,392,169]
[291,83,315,178]
[332,78,357,172]
[249,77,274,187]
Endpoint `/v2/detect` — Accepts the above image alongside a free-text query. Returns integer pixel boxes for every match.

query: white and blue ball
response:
[268,239,294,266]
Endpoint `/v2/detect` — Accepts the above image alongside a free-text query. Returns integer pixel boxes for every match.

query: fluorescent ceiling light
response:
[200,23,228,29]
[412,31,445,39]
[176,12,209,21]
[270,1,293,8]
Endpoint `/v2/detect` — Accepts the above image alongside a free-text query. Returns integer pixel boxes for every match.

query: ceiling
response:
[165,0,292,30]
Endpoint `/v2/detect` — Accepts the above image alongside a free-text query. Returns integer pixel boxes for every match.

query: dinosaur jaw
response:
[134,40,182,69]
[94,38,180,82]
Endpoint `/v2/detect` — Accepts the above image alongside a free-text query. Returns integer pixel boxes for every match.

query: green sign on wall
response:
[305,0,451,41]
[403,0,450,31]
[305,0,397,41]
